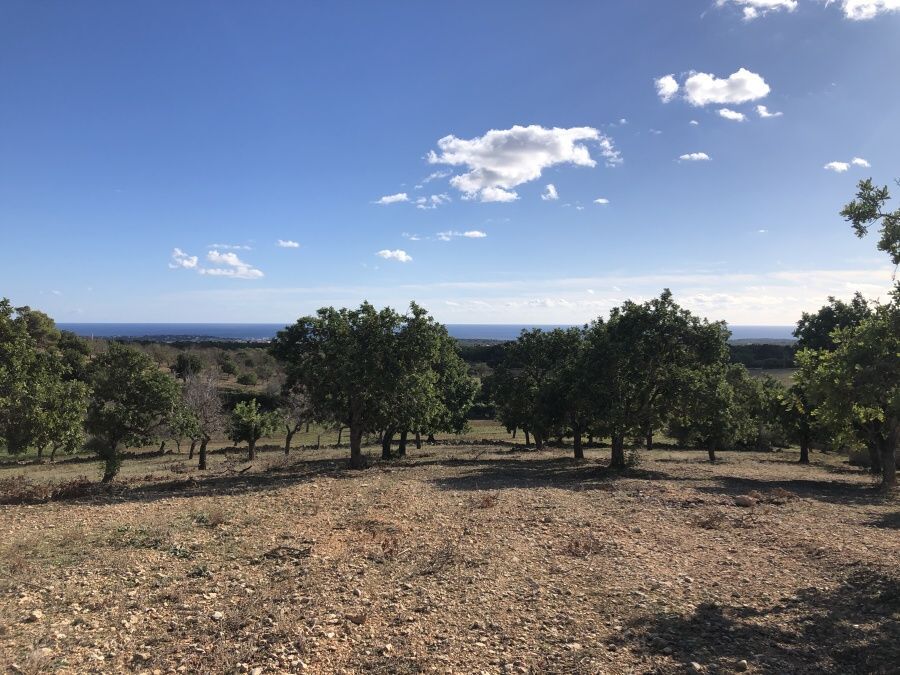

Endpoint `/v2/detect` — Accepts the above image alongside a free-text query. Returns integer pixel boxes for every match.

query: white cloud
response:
[480,186,519,203]
[277,239,300,248]
[463,230,487,238]
[200,250,264,279]
[376,249,412,263]
[840,0,900,19]
[375,192,409,205]
[415,194,451,210]
[594,198,610,205]
[716,0,797,20]
[541,184,559,201]
[655,74,680,103]
[436,230,489,241]
[683,68,770,106]
[169,248,199,269]
[209,243,252,250]
[718,108,747,122]
[679,152,711,161]
[851,157,871,167]
[427,125,620,202]
[756,105,783,118]
[824,161,850,173]
[689,120,700,126]
[421,170,450,184]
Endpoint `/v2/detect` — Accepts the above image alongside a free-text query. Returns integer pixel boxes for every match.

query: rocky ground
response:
[1,444,898,674]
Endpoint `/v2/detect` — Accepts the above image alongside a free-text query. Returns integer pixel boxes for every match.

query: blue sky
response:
[1,0,898,325]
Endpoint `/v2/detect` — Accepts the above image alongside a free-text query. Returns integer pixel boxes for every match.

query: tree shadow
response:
[427,457,672,493]
[866,511,900,529]
[619,566,900,674]
[694,475,889,507]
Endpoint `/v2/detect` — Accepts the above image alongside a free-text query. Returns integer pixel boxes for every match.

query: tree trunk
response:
[866,442,882,475]
[158,440,166,453]
[588,434,594,445]
[512,428,517,439]
[415,431,422,450]
[199,439,208,470]
[382,427,395,460]
[707,444,717,463]
[50,446,57,462]
[427,433,436,444]
[645,429,653,451]
[101,449,119,483]
[316,434,321,449]
[573,424,584,460]
[610,435,626,470]
[248,438,256,461]
[337,427,344,447]
[284,428,295,455]
[398,430,408,457]
[524,429,531,446]
[880,439,896,489]
[305,422,310,433]
[36,445,44,461]
[189,440,196,460]
[798,441,810,465]
[534,431,544,450]
[349,423,367,469]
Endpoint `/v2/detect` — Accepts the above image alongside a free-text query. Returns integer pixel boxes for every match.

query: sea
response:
[57,323,797,342]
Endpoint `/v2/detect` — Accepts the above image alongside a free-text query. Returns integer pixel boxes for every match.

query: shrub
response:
[237,372,258,386]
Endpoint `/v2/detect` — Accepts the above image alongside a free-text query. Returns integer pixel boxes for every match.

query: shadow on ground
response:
[620,566,900,674]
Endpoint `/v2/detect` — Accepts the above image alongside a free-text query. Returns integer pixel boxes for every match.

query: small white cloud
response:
[717,0,797,20]
[427,124,620,203]
[840,0,900,20]
[375,192,409,205]
[402,232,423,241]
[277,239,300,248]
[594,198,610,205]
[209,243,252,250]
[758,229,769,234]
[689,120,700,126]
[169,248,199,269]
[541,184,559,201]
[851,157,871,167]
[463,230,487,238]
[718,108,747,122]
[415,193,451,210]
[757,105,783,118]
[679,152,712,162]
[684,68,771,107]
[655,74,680,103]
[50,289,62,296]
[201,250,264,279]
[376,249,412,263]
[437,230,489,241]
[824,161,850,173]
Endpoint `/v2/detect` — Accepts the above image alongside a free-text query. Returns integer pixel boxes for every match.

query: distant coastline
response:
[57,323,797,343]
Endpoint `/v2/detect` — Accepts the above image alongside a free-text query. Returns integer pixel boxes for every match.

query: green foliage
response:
[841,178,900,266]
[229,398,279,457]
[236,372,258,386]
[221,361,238,376]
[793,292,872,351]
[172,352,203,379]
[85,342,180,481]
[0,300,90,458]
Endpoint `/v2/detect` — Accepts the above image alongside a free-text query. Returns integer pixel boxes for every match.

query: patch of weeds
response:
[194,507,228,528]
[418,539,459,576]
[111,524,170,550]
[168,543,194,559]
[693,510,728,530]
[473,494,498,509]
[563,531,609,558]
[187,564,211,578]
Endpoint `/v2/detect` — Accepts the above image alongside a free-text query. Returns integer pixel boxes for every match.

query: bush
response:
[221,361,238,376]
[237,372,258,386]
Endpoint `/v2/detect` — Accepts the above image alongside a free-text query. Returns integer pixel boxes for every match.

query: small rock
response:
[735,660,748,672]
[690,663,703,673]
[26,610,44,623]
[250,668,263,675]
[734,496,756,508]
[211,611,224,621]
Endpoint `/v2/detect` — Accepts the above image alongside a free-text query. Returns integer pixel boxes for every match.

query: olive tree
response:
[85,343,180,482]
[229,398,280,461]
[182,369,225,469]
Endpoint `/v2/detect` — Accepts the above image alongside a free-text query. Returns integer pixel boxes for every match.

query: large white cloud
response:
[427,125,620,203]
[376,249,412,263]
[841,0,900,19]
[717,0,797,20]
[683,68,770,106]
[202,250,264,279]
[655,75,680,103]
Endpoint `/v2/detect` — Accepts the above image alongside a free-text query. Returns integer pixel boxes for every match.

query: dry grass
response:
[1,443,898,674]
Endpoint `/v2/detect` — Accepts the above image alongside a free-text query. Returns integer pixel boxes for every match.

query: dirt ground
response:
[1,443,898,675]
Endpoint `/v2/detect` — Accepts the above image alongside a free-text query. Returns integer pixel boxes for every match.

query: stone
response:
[734,496,757,508]
[735,660,748,672]
[26,610,44,622]
[211,611,224,621]
[690,663,703,673]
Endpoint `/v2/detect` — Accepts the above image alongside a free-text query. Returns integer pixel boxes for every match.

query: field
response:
[1,434,898,675]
